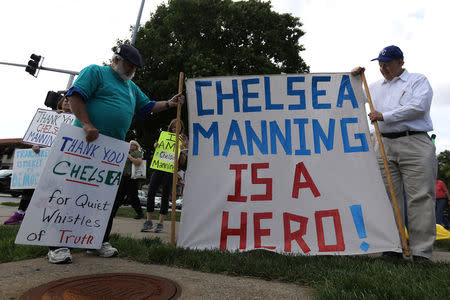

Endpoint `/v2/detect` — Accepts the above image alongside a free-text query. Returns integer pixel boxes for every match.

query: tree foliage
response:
[122,0,309,157]
[438,150,450,186]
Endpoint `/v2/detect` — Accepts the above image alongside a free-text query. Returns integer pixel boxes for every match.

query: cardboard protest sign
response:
[150,131,181,173]
[15,123,129,249]
[178,73,401,255]
[22,108,75,147]
[10,148,51,189]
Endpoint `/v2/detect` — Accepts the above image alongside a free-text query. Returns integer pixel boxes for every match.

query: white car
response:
[138,190,147,206]
[169,198,183,210]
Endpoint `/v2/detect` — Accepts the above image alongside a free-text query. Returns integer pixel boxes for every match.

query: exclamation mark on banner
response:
[350,205,370,252]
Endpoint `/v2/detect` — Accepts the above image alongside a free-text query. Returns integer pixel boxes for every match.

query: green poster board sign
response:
[150,131,181,173]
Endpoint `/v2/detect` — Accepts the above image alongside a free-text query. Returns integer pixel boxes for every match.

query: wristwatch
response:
[165,101,170,109]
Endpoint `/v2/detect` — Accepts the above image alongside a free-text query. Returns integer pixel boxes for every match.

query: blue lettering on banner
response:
[193,118,368,157]
[265,76,283,110]
[293,118,311,155]
[245,120,268,155]
[270,120,292,155]
[196,81,213,116]
[340,118,369,153]
[191,75,368,157]
[287,76,306,110]
[194,75,361,117]
[222,120,246,156]
[27,131,54,146]
[242,78,261,113]
[193,122,219,156]
[216,80,239,115]
[312,76,331,109]
[312,119,335,154]
[337,75,358,108]
[12,171,40,188]
[60,136,100,158]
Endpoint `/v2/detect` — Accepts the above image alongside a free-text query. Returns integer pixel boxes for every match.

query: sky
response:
[1,0,449,154]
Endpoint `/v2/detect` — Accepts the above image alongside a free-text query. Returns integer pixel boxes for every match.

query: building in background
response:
[0,138,30,169]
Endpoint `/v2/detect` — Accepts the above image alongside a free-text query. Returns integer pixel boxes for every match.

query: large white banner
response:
[178,73,401,255]
[22,108,75,147]
[10,148,51,189]
[16,124,129,249]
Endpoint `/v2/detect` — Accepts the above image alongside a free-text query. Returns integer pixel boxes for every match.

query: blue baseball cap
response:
[371,45,404,62]
[116,44,143,67]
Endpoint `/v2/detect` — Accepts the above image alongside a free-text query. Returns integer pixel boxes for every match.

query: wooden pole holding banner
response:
[360,71,410,257]
[171,72,184,246]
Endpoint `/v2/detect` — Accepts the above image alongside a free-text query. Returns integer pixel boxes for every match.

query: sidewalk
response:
[0,204,312,299]
[1,203,449,299]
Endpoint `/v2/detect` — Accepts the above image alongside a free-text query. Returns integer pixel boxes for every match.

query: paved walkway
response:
[1,202,449,299]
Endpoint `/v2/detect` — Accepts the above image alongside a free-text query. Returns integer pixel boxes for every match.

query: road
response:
[0,193,20,204]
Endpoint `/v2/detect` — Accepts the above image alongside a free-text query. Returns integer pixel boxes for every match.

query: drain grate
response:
[20,273,181,300]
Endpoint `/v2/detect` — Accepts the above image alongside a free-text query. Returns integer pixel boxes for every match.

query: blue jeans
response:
[435,198,447,225]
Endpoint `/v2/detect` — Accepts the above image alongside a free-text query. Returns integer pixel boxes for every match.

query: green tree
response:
[437,150,450,186]
[122,0,309,158]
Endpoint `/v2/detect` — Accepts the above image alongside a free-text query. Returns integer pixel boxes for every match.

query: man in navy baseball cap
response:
[371,45,404,62]
[115,44,143,67]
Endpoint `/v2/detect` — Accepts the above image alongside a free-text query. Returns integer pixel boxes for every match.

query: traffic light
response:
[25,54,44,77]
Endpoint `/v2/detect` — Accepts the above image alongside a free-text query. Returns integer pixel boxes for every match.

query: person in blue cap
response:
[353,45,436,262]
[44,44,184,264]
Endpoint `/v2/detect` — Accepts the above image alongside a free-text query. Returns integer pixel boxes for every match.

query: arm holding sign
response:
[352,67,384,123]
[68,93,99,143]
[149,93,185,113]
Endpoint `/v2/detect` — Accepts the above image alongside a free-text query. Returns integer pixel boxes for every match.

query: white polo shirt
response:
[369,69,433,133]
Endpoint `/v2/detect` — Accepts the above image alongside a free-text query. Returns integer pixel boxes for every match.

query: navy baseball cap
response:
[371,45,404,62]
[116,44,143,67]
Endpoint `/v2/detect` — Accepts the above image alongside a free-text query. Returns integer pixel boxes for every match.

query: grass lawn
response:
[1,225,449,299]
[0,202,19,207]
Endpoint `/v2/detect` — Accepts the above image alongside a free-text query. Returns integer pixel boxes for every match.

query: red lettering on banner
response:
[283,212,310,253]
[227,164,248,202]
[253,212,275,250]
[251,163,272,201]
[315,209,345,252]
[292,162,320,198]
[37,123,58,135]
[220,211,247,250]
[58,229,94,245]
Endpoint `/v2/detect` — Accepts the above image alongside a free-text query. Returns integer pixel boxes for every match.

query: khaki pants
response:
[375,133,437,259]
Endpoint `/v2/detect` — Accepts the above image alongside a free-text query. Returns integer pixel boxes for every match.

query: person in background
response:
[352,45,436,261]
[435,179,450,226]
[4,94,72,226]
[56,94,71,113]
[64,44,184,263]
[3,145,40,225]
[141,119,187,233]
[117,140,145,219]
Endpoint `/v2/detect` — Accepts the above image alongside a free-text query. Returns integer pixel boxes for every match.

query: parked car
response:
[137,190,146,206]
[169,198,183,210]
[0,169,22,197]
[138,190,161,208]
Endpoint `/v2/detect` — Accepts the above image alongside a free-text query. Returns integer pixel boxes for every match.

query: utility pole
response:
[131,0,146,45]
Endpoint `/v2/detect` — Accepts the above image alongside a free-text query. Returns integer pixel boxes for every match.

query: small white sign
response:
[22,108,75,147]
[11,148,51,189]
[16,124,129,249]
